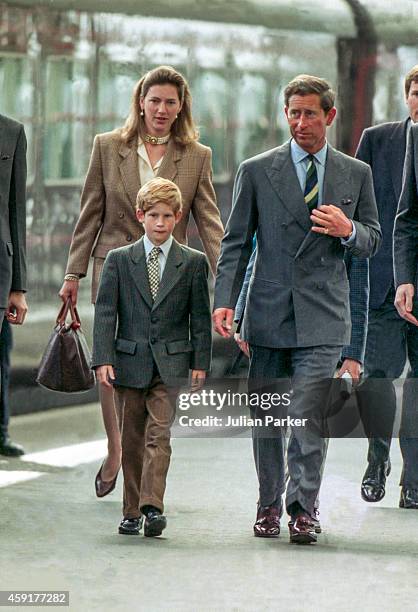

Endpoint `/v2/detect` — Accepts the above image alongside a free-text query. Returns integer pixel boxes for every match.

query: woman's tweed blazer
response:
[65,130,224,301]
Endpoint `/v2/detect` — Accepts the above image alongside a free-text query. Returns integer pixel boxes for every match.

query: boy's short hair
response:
[136,177,183,213]
[405,65,418,97]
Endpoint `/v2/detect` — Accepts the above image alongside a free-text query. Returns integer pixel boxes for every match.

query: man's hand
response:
[395,283,418,326]
[190,369,206,392]
[311,205,353,238]
[212,308,234,338]
[337,358,361,385]
[234,332,249,358]
[59,280,79,305]
[6,291,28,325]
[95,365,115,388]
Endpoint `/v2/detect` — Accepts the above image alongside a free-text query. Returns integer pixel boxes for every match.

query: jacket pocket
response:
[115,338,137,355]
[166,339,193,354]
[6,242,13,256]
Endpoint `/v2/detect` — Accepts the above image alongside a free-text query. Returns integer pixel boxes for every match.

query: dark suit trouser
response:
[357,288,418,487]
[0,319,12,439]
[115,376,177,518]
[249,344,342,515]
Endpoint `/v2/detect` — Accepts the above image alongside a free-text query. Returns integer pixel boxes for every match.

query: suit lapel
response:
[119,140,141,209]
[153,240,184,309]
[157,139,182,181]
[265,142,311,233]
[389,120,408,202]
[322,145,352,204]
[129,238,153,308]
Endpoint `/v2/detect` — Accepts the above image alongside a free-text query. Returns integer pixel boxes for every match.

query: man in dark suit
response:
[213,75,381,543]
[393,120,418,509]
[355,66,418,508]
[0,113,28,456]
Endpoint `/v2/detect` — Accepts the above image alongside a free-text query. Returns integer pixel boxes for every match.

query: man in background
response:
[393,120,418,509]
[356,66,418,508]
[0,113,28,456]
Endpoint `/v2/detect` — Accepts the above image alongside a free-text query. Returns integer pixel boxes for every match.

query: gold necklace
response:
[144,133,170,145]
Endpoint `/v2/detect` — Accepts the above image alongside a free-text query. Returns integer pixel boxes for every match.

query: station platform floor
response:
[1,402,417,611]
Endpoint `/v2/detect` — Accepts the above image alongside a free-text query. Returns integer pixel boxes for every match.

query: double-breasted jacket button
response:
[126,234,132,242]
[119,212,125,219]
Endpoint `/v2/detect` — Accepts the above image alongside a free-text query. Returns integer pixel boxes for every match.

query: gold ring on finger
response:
[324,228,329,234]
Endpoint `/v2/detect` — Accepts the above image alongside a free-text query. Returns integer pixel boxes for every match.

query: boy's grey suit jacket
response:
[214,140,382,348]
[92,237,211,388]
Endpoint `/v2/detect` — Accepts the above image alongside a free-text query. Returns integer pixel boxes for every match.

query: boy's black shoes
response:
[144,508,167,537]
[118,517,144,535]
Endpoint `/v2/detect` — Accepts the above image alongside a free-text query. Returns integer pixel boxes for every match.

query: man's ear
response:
[136,209,145,223]
[326,107,337,126]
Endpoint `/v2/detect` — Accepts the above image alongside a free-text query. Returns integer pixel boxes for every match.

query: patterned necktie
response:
[147,246,162,300]
[304,154,319,212]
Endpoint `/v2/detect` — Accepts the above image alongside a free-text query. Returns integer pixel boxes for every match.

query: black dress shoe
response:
[95,460,119,498]
[118,517,143,535]
[399,488,418,509]
[144,509,167,537]
[311,509,322,534]
[0,436,25,457]
[361,461,391,503]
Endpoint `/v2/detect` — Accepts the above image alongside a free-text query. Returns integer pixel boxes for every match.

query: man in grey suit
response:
[393,121,418,509]
[355,66,418,508]
[0,113,28,457]
[213,75,381,543]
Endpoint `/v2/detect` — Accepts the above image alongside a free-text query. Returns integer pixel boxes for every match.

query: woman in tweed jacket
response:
[59,65,223,497]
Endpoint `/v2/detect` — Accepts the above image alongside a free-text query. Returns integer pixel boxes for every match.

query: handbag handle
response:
[56,298,81,330]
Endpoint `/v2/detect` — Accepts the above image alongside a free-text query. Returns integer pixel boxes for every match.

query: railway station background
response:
[1,2,418,609]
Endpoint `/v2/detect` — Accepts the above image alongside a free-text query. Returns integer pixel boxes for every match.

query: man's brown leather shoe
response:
[289,513,317,544]
[253,505,280,537]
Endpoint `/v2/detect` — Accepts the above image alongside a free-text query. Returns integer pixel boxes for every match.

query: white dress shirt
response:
[137,139,164,184]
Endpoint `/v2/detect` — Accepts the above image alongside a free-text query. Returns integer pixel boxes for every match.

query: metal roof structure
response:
[4,0,418,44]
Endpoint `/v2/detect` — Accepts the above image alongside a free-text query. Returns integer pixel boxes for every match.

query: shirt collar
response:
[144,233,173,259]
[290,138,328,166]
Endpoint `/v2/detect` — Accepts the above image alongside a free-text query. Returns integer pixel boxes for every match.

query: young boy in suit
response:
[92,177,211,537]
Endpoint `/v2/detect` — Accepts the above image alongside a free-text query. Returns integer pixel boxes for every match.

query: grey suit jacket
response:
[0,114,27,307]
[214,140,381,348]
[394,123,418,289]
[235,244,369,363]
[92,238,211,388]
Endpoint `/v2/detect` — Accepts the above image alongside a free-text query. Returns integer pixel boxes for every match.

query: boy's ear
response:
[136,208,145,223]
[175,210,182,224]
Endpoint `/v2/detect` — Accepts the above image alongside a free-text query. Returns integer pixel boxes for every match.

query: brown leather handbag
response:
[36,299,95,392]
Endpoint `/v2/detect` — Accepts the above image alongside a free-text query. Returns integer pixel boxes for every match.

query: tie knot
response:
[306,154,315,163]
[149,246,161,260]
